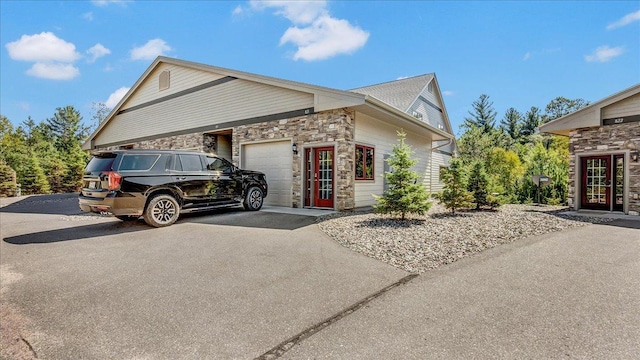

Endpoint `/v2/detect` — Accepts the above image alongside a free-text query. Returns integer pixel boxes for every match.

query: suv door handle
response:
[175,176,187,181]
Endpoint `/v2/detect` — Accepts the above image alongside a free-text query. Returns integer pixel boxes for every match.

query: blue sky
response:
[1,1,638,135]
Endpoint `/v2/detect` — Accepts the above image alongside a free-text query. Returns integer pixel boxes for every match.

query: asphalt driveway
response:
[0,194,407,359]
[284,218,640,359]
[1,194,639,359]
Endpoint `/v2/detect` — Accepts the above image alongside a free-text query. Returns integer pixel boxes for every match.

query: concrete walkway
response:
[285,219,640,359]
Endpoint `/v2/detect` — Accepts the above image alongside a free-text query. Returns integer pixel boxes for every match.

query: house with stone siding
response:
[83,56,455,210]
[540,84,640,215]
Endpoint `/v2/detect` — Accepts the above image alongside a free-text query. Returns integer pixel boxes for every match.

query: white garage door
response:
[242,141,292,207]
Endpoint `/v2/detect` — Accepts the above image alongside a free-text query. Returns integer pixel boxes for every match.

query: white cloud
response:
[443,90,454,96]
[83,11,94,21]
[396,76,409,80]
[247,1,369,61]
[585,45,625,63]
[280,16,369,61]
[87,43,111,62]
[92,0,128,7]
[130,39,172,60]
[232,5,243,16]
[606,9,640,30]
[17,101,30,111]
[6,32,82,80]
[26,63,79,80]
[105,87,130,108]
[250,0,327,25]
[523,52,531,60]
[6,32,80,62]
[104,63,114,72]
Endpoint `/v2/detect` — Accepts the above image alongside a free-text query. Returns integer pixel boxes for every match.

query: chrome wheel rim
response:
[249,189,262,208]
[152,199,177,224]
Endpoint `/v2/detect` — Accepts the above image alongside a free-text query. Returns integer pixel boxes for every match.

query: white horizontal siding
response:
[95,79,314,146]
[123,63,226,109]
[354,112,431,207]
[430,151,450,193]
[407,81,447,132]
[602,93,640,119]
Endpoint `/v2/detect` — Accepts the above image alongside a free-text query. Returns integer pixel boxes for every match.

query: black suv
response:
[79,149,268,227]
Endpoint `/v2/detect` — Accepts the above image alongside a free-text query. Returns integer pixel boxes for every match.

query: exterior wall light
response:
[292,143,298,155]
[624,140,639,162]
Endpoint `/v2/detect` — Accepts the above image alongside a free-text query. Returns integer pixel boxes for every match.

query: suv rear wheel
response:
[144,194,180,227]
[243,186,264,211]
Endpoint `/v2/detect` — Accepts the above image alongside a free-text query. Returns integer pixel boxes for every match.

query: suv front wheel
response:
[243,187,264,211]
[144,194,180,227]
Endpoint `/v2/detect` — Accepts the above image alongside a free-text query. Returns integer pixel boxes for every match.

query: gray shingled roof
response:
[349,74,434,112]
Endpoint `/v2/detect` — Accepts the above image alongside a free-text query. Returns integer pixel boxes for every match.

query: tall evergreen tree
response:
[520,106,541,140]
[374,130,431,220]
[46,106,89,192]
[462,94,497,133]
[500,107,522,143]
[47,106,87,153]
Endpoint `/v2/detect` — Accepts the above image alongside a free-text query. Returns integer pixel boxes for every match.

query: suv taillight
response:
[105,171,122,190]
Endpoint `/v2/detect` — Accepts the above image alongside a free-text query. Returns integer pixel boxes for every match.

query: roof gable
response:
[84,57,454,149]
[350,74,434,112]
[540,83,640,136]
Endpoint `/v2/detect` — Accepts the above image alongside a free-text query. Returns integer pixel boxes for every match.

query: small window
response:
[159,70,170,91]
[412,111,423,120]
[119,154,160,171]
[355,145,375,180]
[177,154,204,172]
[427,82,434,93]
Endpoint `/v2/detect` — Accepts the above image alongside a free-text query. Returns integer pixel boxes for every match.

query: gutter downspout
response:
[430,138,454,193]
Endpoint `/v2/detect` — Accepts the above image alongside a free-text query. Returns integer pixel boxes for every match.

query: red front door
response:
[581,155,612,210]
[304,147,334,208]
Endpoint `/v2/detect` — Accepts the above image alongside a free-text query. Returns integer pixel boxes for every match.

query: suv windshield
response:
[85,156,116,172]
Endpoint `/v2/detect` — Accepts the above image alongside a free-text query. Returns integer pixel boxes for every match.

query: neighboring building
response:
[83,57,456,210]
[540,84,640,215]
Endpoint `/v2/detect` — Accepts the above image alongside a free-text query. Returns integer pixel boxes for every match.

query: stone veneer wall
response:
[100,133,206,152]
[98,108,356,210]
[569,122,640,214]
[233,109,355,210]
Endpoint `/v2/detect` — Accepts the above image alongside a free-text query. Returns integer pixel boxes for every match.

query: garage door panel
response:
[242,141,292,207]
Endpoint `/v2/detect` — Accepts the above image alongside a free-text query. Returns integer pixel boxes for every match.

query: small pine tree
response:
[18,153,50,195]
[374,130,431,220]
[0,162,17,197]
[438,157,473,214]
[467,161,489,209]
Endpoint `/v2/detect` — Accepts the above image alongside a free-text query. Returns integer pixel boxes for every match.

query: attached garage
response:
[241,141,293,207]
[84,56,457,210]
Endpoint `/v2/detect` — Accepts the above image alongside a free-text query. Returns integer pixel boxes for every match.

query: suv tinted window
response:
[205,156,232,173]
[85,156,116,172]
[119,154,160,171]
[177,154,204,172]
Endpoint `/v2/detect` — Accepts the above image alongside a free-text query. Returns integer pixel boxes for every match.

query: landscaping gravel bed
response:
[318,204,614,274]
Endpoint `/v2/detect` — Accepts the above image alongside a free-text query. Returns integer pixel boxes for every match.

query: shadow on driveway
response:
[182,208,317,230]
[2,220,151,245]
[0,193,81,215]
